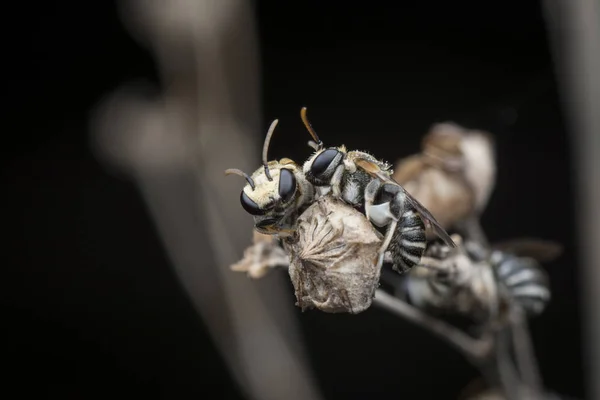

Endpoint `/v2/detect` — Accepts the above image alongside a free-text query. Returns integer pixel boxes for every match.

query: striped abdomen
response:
[491,251,551,316]
[388,208,427,274]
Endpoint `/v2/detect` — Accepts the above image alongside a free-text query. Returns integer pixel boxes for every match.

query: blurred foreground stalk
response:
[90,1,323,399]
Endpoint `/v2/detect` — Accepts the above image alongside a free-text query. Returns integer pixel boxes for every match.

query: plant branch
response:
[510,310,543,394]
[373,289,493,360]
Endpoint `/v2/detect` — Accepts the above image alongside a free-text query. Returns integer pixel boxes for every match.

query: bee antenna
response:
[225,168,256,190]
[301,107,323,151]
[262,119,279,181]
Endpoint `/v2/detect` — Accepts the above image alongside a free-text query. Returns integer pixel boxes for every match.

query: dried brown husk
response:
[283,195,384,314]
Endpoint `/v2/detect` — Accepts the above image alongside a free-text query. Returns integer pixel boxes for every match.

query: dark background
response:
[2,1,583,399]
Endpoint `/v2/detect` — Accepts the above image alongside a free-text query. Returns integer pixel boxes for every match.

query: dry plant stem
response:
[459,328,524,400]
[373,290,493,359]
[374,290,533,400]
[493,327,523,400]
[511,311,543,393]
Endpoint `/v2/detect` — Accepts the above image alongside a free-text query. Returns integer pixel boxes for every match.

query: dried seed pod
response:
[283,195,384,314]
[392,122,496,242]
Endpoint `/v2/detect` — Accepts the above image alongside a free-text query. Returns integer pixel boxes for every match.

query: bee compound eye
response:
[310,148,339,176]
[278,168,296,203]
[240,190,265,215]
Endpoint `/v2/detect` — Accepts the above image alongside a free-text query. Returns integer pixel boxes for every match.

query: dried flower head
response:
[392,122,496,242]
[283,195,384,314]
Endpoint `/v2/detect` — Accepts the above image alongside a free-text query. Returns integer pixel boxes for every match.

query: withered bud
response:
[283,195,384,314]
[392,122,496,240]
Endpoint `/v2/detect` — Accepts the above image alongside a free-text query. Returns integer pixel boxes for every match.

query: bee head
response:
[303,146,347,186]
[225,119,313,235]
[298,107,348,186]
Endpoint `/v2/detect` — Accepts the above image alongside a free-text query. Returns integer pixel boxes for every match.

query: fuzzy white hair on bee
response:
[225,118,314,235]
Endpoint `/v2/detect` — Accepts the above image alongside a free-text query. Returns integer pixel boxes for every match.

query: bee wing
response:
[492,238,563,262]
[355,158,457,248]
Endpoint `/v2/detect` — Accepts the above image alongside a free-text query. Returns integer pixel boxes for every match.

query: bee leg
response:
[364,179,379,222]
[363,179,402,264]
[379,219,398,255]
[330,164,346,197]
[364,179,398,225]
[363,178,425,274]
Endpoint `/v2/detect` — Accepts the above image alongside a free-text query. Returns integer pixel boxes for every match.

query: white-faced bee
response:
[225,119,314,236]
[298,107,456,274]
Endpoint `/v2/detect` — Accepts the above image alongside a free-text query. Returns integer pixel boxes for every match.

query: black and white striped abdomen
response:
[491,251,551,316]
[388,208,427,274]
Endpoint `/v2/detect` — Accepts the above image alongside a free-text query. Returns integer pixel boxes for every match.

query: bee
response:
[391,122,496,244]
[392,236,559,326]
[225,119,314,236]
[298,107,456,275]
[224,118,386,315]
[400,235,500,324]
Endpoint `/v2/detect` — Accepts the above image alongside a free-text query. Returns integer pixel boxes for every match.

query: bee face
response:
[240,160,312,234]
[303,146,346,185]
